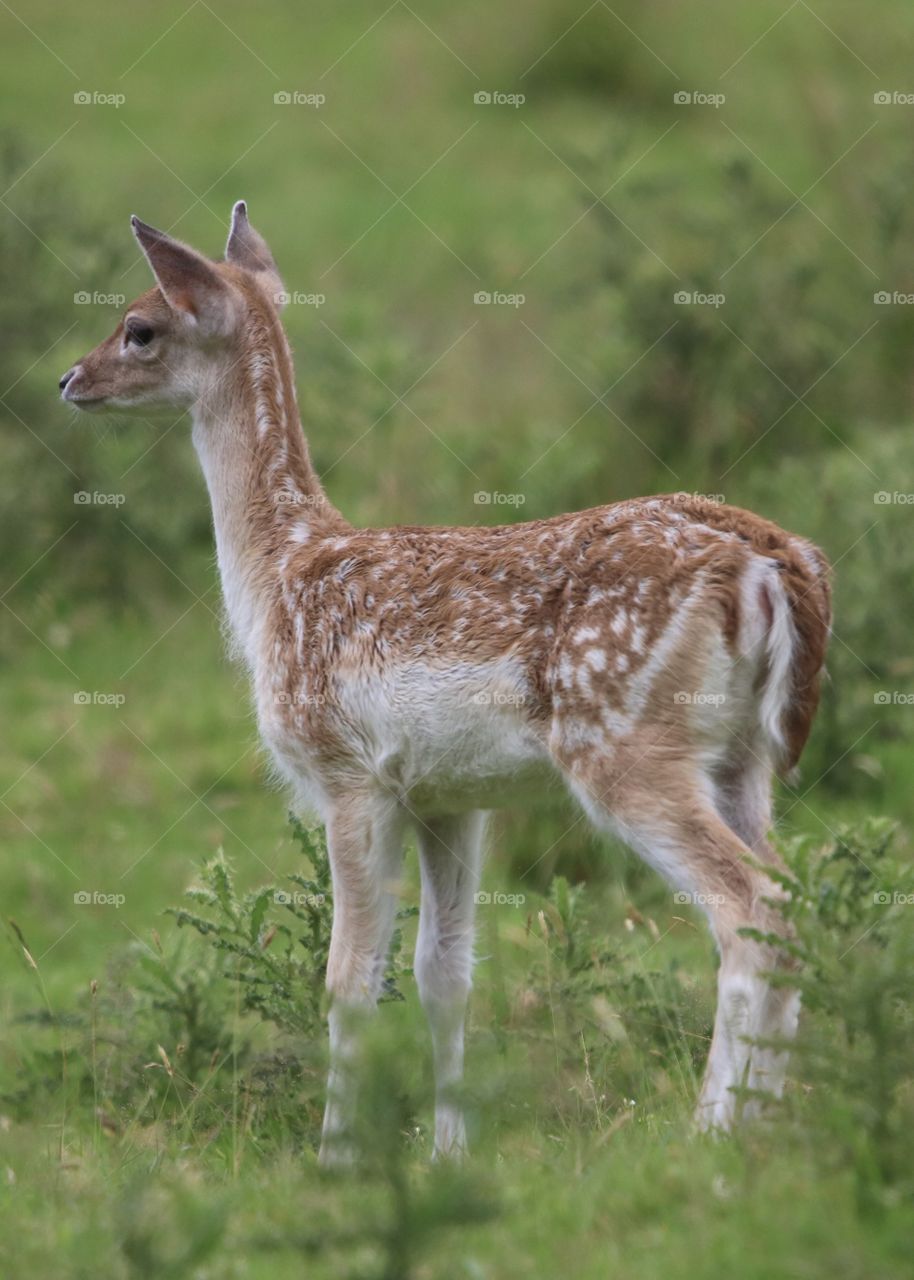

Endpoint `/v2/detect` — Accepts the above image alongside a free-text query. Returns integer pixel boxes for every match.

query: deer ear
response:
[225,200,286,308]
[131,216,233,334]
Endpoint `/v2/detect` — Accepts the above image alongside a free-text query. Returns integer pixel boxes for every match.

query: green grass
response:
[2,1119,912,1280]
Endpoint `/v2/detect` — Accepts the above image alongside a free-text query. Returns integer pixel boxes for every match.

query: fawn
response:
[61,202,831,1162]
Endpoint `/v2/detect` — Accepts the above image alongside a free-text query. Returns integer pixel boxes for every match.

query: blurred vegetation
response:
[3,0,914,1275]
[3,0,914,812]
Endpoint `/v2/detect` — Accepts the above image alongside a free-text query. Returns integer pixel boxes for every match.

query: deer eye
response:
[125,321,155,348]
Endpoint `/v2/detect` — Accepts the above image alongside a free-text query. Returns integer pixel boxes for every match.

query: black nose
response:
[59,368,77,391]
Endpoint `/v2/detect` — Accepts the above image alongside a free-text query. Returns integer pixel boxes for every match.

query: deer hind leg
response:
[711,752,801,1112]
[563,751,797,1132]
[414,811,485,1159]
[712,750,775,855]
[319,792,406,1168]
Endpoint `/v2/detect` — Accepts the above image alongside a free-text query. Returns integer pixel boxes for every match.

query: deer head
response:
[59,201,284,415]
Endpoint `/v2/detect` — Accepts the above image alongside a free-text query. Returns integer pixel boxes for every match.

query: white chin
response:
[71,397,178,419]
[65,396,109,413]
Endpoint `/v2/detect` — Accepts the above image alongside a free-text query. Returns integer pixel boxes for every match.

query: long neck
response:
[191,302,346,665]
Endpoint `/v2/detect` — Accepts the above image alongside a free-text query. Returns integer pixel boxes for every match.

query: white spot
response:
[584,647,606,671]
[574,625,600,644]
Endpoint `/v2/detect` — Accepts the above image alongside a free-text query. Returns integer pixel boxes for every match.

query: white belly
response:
[335,657,556,814]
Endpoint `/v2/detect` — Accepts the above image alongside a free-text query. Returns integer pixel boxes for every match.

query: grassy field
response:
[3,1,914,1276]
